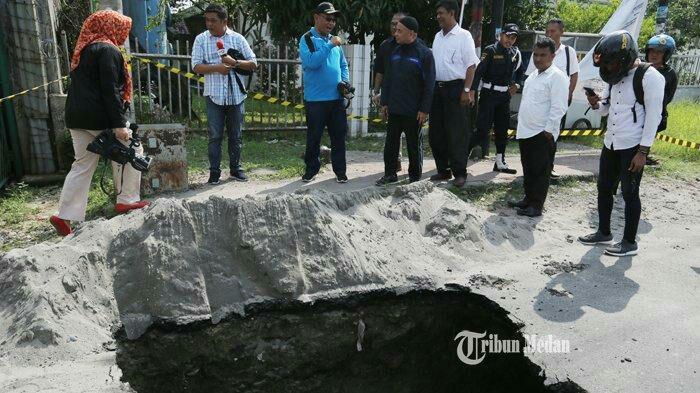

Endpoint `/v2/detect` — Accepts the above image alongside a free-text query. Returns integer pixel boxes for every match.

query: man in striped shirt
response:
[192,4,257,185]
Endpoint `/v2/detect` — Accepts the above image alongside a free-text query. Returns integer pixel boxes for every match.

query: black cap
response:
[502,23,519,35]
[398,16,419,33]
[314,2,341,15]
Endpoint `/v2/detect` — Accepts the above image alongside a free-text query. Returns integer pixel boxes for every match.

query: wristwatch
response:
[463,87,471,93]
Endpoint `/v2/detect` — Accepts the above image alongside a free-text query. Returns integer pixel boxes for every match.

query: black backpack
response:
[606,62,664,131]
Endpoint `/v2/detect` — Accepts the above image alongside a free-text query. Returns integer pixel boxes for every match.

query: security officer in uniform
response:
[469,23,523,174]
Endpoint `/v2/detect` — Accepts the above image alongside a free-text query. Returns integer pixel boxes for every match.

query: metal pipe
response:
[146,35,152,111]
[131,53,193,60]
[157,66,162,109]
[176,40,182,117]
[276,45,281,127]
[60,30,70,80]
[186,40,192,120]
[167,43,172,115]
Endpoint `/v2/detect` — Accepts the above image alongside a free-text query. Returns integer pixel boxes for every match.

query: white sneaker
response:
[493,153,517,174]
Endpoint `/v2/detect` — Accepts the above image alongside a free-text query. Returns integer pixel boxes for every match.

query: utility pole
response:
[655,0,669,34]
[491,0,505,44]
[97,0,123,13]
[469,0,484,56]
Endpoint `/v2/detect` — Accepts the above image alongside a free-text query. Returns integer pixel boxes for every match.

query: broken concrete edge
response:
[116,284,473,339]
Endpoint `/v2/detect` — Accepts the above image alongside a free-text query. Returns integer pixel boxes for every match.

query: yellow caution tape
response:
[0,76,68,104]
[4,53,697,151]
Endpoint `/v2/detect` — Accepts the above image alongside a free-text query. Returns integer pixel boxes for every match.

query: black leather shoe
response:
[516,206,542,217]
[430,171,452,181]
[507,199,529,209]
[452,175,467,188]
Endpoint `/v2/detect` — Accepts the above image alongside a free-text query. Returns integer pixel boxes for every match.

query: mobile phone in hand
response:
[583,87,596,96]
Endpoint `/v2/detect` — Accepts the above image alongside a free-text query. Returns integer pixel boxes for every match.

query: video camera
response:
[86,123,152,172]
[337,81,355,108]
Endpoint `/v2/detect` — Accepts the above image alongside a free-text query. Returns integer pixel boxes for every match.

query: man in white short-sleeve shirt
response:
[511,38,569,217]
[525,18,579,178]
[428,0,479,188]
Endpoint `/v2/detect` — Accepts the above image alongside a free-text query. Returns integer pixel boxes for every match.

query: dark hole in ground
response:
[116,288,586,393]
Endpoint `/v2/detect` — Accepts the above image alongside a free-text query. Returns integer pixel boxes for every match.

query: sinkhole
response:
[116,288,586,393]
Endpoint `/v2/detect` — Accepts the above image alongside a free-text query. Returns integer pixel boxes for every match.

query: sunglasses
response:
[324,16,337,23]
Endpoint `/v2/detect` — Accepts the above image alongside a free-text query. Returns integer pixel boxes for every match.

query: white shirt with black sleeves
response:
[593,65,666,150]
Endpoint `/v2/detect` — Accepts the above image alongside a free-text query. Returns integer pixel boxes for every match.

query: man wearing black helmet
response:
[578,31,666,257]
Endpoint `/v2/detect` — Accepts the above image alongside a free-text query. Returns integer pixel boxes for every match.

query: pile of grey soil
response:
[0,183,585,392]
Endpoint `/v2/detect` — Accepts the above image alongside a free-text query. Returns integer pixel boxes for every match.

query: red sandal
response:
[115,200,150,214]
[49,215,72,236]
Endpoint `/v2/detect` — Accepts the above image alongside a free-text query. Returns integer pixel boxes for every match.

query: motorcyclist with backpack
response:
[644,33,679,165]
[578,31,666,257]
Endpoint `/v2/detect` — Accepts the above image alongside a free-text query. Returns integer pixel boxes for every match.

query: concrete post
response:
[343,44,371,137]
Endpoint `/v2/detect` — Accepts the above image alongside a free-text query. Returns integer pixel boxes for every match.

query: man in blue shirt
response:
[192,4,257,185]
[299,2,350,183]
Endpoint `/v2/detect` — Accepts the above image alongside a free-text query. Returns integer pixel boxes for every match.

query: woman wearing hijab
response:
[50,10,149,236]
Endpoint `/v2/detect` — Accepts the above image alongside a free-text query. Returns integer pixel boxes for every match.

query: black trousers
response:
[597,145,644,243]
[429,80,471,177]
[472,89,510,155]
[519,132,555,209]
[304,100,347,176]
[385,114,422,179]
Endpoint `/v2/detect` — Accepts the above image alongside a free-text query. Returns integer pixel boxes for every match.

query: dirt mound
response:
[1,183,514,349]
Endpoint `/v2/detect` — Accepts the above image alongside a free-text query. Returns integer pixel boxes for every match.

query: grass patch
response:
[189,95,307,128]
[0,170,119,253]
[561,101,700,180]
[0,183,56,252]
[450,175,597,210]
[185,130,390,180]
[186,131,306,180]
[0,183,41,226]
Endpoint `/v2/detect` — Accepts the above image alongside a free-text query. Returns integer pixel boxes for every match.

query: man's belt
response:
[482,82,509,92]
[436,79,464,88]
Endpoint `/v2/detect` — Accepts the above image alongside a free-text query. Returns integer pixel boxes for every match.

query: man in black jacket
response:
[376,16,436,185]
[373,11,407,172]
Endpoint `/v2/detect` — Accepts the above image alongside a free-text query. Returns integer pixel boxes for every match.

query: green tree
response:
[251,0,441,47]
[553,0,679,51]
[253,0,560,50]
[648,0,700,49]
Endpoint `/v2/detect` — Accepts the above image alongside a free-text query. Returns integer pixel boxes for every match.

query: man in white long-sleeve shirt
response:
[578,31,665,257]
[509,38,569,217]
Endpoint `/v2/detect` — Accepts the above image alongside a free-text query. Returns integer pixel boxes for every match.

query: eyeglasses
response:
[324,16,337,23]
